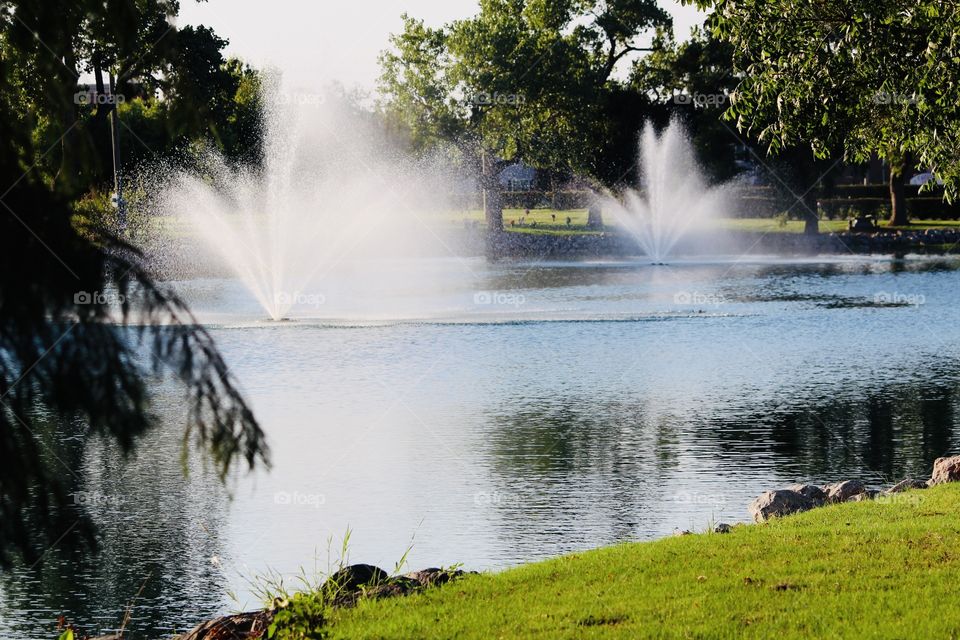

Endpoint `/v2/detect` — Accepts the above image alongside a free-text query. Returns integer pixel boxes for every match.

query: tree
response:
[0,0,268,564]
[4,0,255,192]
[688,0,960,227]
[379,0,671,238]
[628,27,741,183]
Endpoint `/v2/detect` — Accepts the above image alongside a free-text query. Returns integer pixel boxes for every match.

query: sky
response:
[176,0,705,94]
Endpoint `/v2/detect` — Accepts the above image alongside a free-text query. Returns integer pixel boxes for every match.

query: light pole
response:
[108,72,126,234]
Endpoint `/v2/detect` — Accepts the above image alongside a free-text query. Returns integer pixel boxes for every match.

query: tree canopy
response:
[379,0,672,229]
[628,26,740,182]
[688,0,960,225]
[0,0,267,564]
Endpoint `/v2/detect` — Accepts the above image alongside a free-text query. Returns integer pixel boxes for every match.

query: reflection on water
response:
[3,255,960,638]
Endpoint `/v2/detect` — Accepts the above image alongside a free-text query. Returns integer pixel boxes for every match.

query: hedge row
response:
[818,197,960,219]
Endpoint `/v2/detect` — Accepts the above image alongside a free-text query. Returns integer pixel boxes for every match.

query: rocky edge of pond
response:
[171,566,470,640]
[743,454,960,524]
[168,455,960,640]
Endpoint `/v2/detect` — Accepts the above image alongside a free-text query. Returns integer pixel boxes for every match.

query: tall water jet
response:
[605,120,730,262]
[148,76,454,321]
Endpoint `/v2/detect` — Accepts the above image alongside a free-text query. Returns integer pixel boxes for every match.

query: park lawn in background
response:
[449,213,960,237]
[447,208,591,226]
[722,218,960,234]
[320,484,960,639]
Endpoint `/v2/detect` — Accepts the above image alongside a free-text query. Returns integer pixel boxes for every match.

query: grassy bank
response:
[311,484,960,639]
[451,211,960,236]
[720,218,960,234]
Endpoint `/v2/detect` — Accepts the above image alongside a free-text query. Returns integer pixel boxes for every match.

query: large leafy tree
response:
[6,0,254,190]
[689,0,960,226]
[0,0,268,564]
[379,0,671,234]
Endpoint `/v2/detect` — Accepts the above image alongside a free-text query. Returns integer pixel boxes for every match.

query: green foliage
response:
[113,58,264,170]
[377,15,464,154]
[268,592,330,640]
[326,484,960,639]
[378,0,671,183]
[688,0,960,205]
[629,26,741,181]
[1,1,264,193]
[70,191,115,228]
[0,0,268,566]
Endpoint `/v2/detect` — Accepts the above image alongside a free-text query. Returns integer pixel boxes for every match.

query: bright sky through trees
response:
[175,0,704,92]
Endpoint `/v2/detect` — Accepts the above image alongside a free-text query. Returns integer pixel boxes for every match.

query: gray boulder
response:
[822,480,865,503]
[324,564,389,595]
[404,567,465,588]
[174,611,272,640]
[930,456,960,485]
[749,490,817,522]
[787,483,827,504]
[885,478,928,494]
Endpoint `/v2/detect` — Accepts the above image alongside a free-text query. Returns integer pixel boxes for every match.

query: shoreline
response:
[474,227,960,259]
[145,225,960,280]
[174,456,960,639]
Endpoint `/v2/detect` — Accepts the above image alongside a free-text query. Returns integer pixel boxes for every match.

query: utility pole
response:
[108,72,127,234]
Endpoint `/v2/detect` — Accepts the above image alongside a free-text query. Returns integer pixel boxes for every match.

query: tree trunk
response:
[55,51,81,193]
[888,155,911,227]
[587,205,603,229]
[108,73,127,234]
[93,58,111,125]
[481,148,503,235]
[784,146,820,235]
[798,159,820,236]
[802,197,819,235]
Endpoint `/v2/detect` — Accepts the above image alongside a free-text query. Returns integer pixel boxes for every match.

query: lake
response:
[4,255,960,638]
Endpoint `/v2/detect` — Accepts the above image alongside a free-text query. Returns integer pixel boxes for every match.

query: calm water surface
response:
[4,255,960,638]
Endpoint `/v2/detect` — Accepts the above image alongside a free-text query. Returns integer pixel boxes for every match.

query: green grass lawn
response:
[452,208,591,227]
[719,218,850,234]
[451,208,599,234]
[447,211,960,237]
[315,484,960,639]
[144,208,960,242]
[721,218,960,234]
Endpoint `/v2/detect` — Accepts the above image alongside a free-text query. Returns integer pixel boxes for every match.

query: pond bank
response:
[177,457,960,639]
[463,227,960,258]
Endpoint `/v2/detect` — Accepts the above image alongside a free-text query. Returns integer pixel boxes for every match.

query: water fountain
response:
[604,120,732,262]
[151,78,452,321]
[148,99,732,323]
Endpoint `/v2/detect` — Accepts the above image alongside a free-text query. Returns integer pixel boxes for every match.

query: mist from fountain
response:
[151,77,454,321]
[604,120,731,262]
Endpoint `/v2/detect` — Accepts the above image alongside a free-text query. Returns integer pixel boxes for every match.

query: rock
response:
[930,456,960,485]
[324,564,389,595]
[714,523,732,534]
[328,566,472,607]
[355,580,415,603]
[848,489,879,502]
[404,567,464,588]
[885,478,928,494]
[787,483,827,504]
[749,490,817,522]
[174,611,272,640]
[822,480,865,503]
